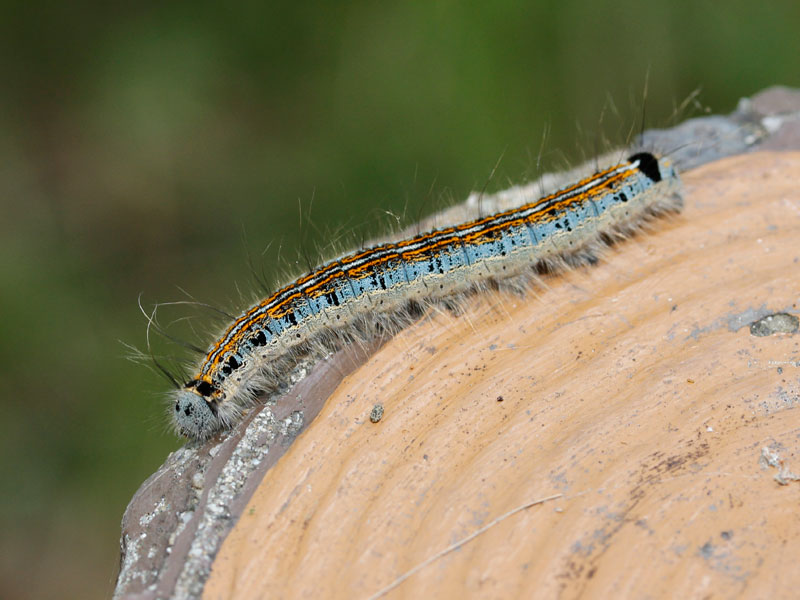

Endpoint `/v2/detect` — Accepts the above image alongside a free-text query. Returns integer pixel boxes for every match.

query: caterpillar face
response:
[173,388,220,439]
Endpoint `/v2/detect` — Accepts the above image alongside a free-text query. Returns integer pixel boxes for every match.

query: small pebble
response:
[370,404,384,423]
[750,313,799,336]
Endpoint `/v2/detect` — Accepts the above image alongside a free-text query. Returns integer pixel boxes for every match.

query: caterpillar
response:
[168,151,682,439]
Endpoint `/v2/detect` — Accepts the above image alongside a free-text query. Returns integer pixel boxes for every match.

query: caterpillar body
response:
[171,152,682,439]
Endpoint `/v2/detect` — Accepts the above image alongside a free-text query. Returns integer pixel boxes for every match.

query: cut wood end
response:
[203,151,800,599]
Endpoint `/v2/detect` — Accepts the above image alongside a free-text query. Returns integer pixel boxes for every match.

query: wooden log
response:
[202,151,800,599]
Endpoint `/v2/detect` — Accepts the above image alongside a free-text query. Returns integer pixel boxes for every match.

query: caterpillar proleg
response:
[169,152,682,439]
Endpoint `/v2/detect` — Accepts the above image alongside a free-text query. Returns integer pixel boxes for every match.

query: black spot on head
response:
[184,405,193,416]
[628,152,661,182]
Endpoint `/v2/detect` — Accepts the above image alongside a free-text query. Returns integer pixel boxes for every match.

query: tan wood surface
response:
[203,152,800,599]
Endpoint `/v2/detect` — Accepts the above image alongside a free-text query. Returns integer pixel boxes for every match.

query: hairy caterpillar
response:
[168,152,682,439]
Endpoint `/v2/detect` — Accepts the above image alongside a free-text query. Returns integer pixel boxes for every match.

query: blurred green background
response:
[1,2,798,598]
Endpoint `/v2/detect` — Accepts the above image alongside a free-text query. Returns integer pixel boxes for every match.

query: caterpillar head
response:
[172,383,220,440]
